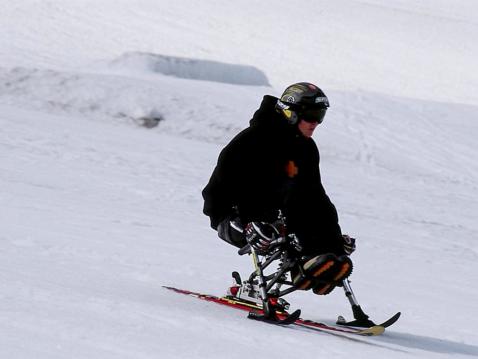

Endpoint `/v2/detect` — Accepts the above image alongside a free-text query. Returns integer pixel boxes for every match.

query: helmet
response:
[276,82,329,125]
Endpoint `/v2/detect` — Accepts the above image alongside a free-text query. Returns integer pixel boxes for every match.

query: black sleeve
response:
[283,141,343,252]
[202,131,248,229]
[314,153,343,240]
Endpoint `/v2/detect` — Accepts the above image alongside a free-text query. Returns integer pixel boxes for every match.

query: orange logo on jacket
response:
[286,160,298,178]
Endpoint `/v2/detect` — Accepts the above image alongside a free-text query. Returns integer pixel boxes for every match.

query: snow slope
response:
[1,1,477,358]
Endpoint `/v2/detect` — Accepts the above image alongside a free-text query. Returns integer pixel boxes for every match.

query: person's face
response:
[296,107,327,138]
[297,119,319,138]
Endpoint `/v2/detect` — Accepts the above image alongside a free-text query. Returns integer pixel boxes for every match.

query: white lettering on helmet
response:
[315,97,328,104]
[276,100,290,110]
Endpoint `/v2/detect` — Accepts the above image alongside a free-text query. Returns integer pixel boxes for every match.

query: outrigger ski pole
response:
[338,278,402,328]
[337,278,376,327]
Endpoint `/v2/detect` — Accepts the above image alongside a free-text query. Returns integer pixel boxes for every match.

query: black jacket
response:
[202,95,344,255]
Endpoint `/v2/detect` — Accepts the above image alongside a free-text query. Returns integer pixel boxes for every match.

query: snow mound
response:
[109,52,270,86]
[0,66,261,142]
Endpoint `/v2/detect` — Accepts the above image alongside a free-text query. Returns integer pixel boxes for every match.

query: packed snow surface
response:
[1,1,477,358]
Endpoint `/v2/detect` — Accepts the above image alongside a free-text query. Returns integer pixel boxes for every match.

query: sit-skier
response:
[202,82,356,298]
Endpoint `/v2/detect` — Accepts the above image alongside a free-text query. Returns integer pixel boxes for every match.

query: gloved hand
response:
[217,215,247,248]
[245,222,279,253]
[342,234,356,255]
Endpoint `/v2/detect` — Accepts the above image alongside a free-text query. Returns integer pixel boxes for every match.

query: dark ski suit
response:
[202,95,345,256]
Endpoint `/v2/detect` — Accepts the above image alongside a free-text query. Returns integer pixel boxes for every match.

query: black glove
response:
[245,222,279,253]
[217,215,247,248]
[342,234,356,255]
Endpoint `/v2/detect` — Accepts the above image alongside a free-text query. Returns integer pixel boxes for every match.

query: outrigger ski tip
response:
[335,279,401,329]
[337,311,401,328]
[380,312,401,328]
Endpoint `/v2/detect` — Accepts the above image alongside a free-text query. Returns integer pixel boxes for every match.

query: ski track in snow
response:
[1,1,478,358]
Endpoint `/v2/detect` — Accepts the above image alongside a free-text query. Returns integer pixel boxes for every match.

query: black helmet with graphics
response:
[276,82,329,125]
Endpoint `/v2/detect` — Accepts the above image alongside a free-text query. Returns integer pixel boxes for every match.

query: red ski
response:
[163,286,390,336]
